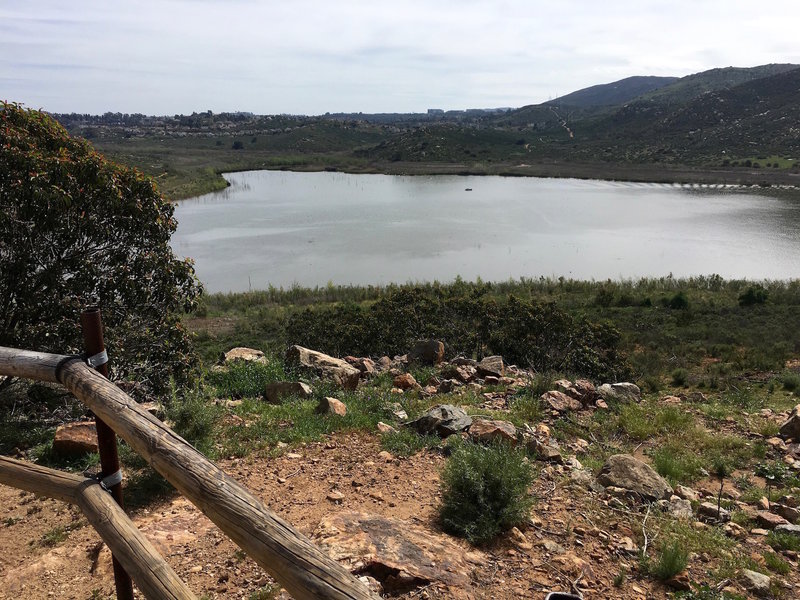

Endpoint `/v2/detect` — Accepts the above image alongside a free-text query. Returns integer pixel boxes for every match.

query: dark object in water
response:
[465,188,472,191]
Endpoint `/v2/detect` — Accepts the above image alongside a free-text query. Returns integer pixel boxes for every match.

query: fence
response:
[0,340,377,600]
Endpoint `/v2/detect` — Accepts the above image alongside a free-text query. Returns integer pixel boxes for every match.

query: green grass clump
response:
[763,551,791,575]
[781,373,800,392]
[652,444,706,484]
[438,441,533,545]
[767,531,800,553]
[648,540,689,580]
[380,429,440,457]
[206,360,288,399]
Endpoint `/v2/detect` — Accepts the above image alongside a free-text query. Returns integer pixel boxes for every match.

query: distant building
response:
[427,109,445,115]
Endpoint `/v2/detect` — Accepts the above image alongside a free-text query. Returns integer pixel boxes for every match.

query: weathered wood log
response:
[0,456,195,600]
[0,347,377,600]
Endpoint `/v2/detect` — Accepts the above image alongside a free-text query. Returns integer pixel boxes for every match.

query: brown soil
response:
[0,430,793,599]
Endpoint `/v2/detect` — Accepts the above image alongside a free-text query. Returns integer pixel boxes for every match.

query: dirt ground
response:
[0,431,794,600]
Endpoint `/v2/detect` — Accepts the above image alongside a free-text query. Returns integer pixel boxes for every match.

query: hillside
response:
[547,75,679,108]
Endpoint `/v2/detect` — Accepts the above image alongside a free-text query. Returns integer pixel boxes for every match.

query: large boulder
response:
[405,404,472,438]
[285,345,361,390]
[597,382,641,403]
[779,404,800,441]
[314,511,483,595]
[408,340,445,365]
[53,421,98,456]
[596,454,673,501]
[476,356,504,378]
[222,347,267,365]
[263,381,313,404]
[316,396,347,416]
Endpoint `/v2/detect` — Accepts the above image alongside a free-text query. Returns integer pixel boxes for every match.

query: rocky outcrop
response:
[541,390,582,413]
[468,419,517,445]
[596,454,673,501]
[53,421,98,456]
[392,373,419,391]
[597,382,641,403]
[408,340,445,365]
[263,381,313,404]
[476,356,504,378]
[314,511,483,594]
[405,404,472,438]
[222,347,267,364]
[285,345,361,390]
[779,404,800,441]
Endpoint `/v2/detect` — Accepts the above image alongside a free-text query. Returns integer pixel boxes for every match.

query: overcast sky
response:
[2,1,799,116]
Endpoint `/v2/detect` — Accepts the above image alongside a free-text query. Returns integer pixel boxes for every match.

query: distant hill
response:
[547,76,678,108]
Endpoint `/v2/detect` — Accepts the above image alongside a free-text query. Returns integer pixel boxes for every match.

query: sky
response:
[2,0,799,116]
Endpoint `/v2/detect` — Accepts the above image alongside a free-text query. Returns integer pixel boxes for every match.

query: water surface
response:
[171,171,800,292]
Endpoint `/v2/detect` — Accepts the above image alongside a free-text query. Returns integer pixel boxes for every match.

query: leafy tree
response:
[0,103,201,394]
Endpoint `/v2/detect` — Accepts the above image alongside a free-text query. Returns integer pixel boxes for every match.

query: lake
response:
[171,170,800,293]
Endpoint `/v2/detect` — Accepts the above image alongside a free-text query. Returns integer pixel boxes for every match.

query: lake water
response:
[171,170,800,293]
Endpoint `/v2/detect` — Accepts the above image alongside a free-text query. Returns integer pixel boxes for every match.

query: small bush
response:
[671,368,689,387]
[650,540,689,580]
[667,291,689,310]
[781,373,800,392]
[439,441,533,544]
[738,286,768,307]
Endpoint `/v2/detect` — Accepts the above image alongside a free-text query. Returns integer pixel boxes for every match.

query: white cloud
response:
[2,0,799,114]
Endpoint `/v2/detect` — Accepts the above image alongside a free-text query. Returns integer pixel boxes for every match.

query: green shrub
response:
[650,540,689,580]
[767,530,800,552]
[738,285,769,307]
[439,441,533,544]
[671,368,689,387]
[781,373,800,392]
[206,360,287,399]
[763,551,791,574]
[667,291,689,310]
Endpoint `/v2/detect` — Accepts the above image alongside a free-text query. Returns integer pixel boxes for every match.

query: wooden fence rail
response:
[0,456,196,600]
[0,346,377,600]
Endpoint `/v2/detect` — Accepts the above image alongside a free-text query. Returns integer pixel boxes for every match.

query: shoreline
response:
[175,159,800,201]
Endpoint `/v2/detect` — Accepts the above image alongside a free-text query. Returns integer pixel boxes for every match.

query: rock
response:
[392,373,419,391]
[667,496,694,520]
[774,523,800,537]
[756,510,789,529]
[660,395,683,405]
[674,484,700,502]
[408,340,445,365]
[439,364,474,383]
[779,404,800,441]
[775,504,799,523]
[617,536,639,554]
[527,438,563,464]
[376,422,396,434]
[554,379,599,406]
[285,345,361,390]
[452,357,477,367]
[405,404,472,438]
[387,402,408,421]
[468,419,517,445]
[263,381,313,404]
[222,347,267,364]
[314,511,483,594]
[596,454,673,501]
[665,572,691,591]
[345,356,376,376]
[53,421,98,456]
[597,382,641,403]
[740,569,771,597]
[316,396,347,416]
[327,491,345,503]
[698,502,731,522]
[378,451,394,462]
[476,355,504,378]
[541,390,582,413]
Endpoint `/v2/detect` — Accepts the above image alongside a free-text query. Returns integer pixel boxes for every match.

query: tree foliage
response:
[0,103,201,393]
